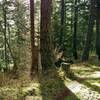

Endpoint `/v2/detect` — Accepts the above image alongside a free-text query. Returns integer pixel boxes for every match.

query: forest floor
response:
[0,59,100,100]
[0,47,100,100]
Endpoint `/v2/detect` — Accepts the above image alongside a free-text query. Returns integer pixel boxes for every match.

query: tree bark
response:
[30,0,38,77]
[60,0,65,45]
[3,0,8,70]
[82,0,96,61]
[96,0,100,60]
[73,0,78,60]
[40,0,54,70]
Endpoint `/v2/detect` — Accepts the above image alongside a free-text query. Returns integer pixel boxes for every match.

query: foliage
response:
[0,0,29,72]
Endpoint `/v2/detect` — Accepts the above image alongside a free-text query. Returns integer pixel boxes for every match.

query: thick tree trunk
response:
[30,0,38,77]
[40,0,54,70]
[82,0,96,61]
[73,0,78,60]
[96,0,100,60]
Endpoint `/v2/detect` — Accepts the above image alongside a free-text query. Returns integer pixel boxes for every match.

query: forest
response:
[0,0,100,100]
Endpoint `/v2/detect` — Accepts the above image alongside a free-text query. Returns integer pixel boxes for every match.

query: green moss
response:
[64,95,80,100]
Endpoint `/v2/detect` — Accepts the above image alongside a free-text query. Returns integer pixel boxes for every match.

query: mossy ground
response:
[0,58,100,100]
[70,58,100,94]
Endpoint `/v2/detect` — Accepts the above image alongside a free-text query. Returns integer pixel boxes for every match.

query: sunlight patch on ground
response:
[71,65,91,70]
[75,71,100,79]
[91,65,100,68]
[0,81,43,99]
[0,87,17,92]
[65,79,100,100]
[22,83,40,91]
[58,69,100,100]
[57,68,71,82]
[85,79,100,87]
[0,87,18,99]
[71,63,100,79]
[90,71,100,78]
[22,82,42,96]
[91,82,100,87]
[25,96,42,100]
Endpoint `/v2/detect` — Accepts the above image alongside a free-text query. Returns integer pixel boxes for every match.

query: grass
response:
[70,60,100,94]
[0,56,100,100]
[0,69,68,100]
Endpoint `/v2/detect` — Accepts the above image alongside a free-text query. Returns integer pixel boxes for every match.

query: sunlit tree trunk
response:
[40,0,54,70]
[3,0,8,70]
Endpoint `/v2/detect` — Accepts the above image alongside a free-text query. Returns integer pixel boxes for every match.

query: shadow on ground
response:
[38,69,79,100]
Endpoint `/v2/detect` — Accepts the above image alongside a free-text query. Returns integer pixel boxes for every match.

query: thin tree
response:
[3,0,8,70]
[60,0,65,46]
[73,0,78,60]
[30,0,38,77]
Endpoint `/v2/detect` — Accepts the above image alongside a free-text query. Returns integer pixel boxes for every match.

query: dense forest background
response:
[0,0,100,100]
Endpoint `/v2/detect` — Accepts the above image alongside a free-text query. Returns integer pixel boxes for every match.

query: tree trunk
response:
[0,13,17,73]
[73,0,78,60]
[96,0,100,60]
[60,0,65,45]
[30,0,38,77]
[82,0,96,61]
[40,0,54,70]
[3,0,8,70]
